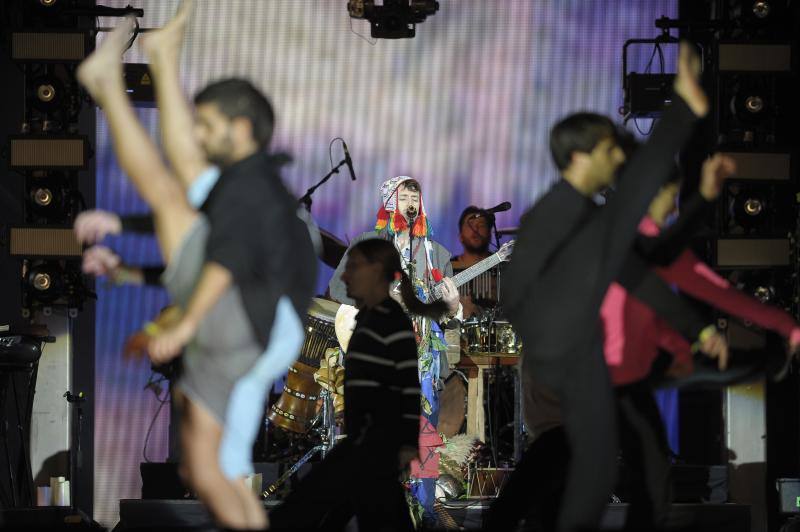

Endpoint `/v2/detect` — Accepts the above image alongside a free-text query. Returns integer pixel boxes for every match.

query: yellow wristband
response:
[692,325,717,353]
[143,322,161,336]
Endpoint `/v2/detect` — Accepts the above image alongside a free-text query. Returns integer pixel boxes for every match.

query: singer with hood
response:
[328,176,462,525]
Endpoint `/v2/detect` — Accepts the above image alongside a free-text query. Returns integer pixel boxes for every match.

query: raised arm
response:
[599,42,708,283]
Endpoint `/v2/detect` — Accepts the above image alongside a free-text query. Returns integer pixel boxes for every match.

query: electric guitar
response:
[334,240,515,351]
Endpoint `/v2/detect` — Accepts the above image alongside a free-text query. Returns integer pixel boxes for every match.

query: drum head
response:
[308,297,340,321]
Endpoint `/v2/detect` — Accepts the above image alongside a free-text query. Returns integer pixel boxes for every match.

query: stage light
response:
[25,176,72,222]
[24,262,64,304]
[723,181,795,236]
[29,74,67,113]
[718,43,790,72]
[9,135,89,169]
[10,227,82,258]
[11,31,88,62]
[752,285,772,303]
[752,1,771,18]
[348,0,440,39]
[715,238,791,268]
[743,198,763,216]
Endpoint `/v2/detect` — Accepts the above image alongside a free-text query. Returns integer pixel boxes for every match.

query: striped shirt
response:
[344,298,420,449]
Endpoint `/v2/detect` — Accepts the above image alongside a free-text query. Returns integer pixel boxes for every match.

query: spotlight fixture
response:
[742,197,763,216]
[724,181,795,236]
[20,259,91,315]
[24,261,64,304]
[25,176,72,222]
[752,1,771,18]
[28,74,67,113]
[347,0,440,39]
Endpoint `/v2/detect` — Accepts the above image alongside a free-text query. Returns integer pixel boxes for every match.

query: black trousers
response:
[269,434,413,532]
[486,338,619,532]
[615,381,672,530]
[482,426,569,532]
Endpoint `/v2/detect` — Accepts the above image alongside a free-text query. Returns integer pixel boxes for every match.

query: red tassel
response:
[431,268,444,282]
[375,205,389,230]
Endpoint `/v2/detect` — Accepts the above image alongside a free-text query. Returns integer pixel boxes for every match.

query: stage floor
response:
[114,498,750,531]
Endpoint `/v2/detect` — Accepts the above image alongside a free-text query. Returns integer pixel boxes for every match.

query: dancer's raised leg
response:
[76,16,195,262]
[141,0,209,188]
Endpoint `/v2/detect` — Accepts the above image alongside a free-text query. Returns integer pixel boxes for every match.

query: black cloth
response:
[268,435,414,532]
[615,381,672,531]
[201,152,317,347]
[345,298,420,448]
[483,427,569,532]
[501,96,699,532]
[120,214,156,234]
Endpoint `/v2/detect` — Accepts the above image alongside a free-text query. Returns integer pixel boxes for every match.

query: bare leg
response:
[178,392,267,529]
[76,17,195,262]
[142,0,209,189]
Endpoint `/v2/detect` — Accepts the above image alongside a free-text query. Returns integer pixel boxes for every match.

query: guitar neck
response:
[433,254,503,300]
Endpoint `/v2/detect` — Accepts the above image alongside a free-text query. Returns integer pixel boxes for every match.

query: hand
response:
[148,318,196,364]
[673,41,708,118]
[699,154,737,200]
[788,327,800,356]
[74,209,122,244]
[699,328,729,371]
[439,277,460,315]
[82,245,122,278]
[397,444,418,470]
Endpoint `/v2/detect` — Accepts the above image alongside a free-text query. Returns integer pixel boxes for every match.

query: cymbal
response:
[319,228,347,269]
[496,226,518,236]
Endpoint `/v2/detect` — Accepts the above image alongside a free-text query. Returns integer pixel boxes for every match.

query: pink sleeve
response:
[656,250,797,339]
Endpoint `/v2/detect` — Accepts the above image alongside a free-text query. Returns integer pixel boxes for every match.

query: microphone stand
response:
[491,214,502,250]
[298,158,348,211]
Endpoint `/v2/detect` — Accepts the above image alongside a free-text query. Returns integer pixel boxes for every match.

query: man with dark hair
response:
[451,206,496,317]
[271,239,448,532]
[193,78,276,164]
[501,43,713,532]
[75,5,316,529]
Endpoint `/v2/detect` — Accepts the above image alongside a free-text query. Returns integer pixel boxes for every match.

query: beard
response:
[203,131,236,168]
[462,238,490,254]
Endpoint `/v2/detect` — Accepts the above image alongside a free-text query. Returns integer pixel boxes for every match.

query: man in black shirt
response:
[501,43,712,532]
[76,8,316,529]
[270,238,446,531]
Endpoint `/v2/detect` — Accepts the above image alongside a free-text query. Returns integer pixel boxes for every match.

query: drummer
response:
[450,206,497,319]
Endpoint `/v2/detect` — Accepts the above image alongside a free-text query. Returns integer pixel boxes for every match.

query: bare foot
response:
[141,0,194,64]
[77,16,136,97]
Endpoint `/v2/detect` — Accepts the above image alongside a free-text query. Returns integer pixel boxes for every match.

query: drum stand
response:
[262,389,337,498]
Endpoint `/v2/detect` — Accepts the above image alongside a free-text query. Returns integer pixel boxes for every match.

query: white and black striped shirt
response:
[345,298,420,448]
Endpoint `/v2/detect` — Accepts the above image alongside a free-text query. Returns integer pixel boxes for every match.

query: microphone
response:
[342,141,357,181]
[486,201,511,214]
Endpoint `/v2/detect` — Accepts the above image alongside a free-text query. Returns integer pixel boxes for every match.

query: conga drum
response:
[268,298,340,433]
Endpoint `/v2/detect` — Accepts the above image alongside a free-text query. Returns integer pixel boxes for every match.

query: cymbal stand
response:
[262,388,337,498]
